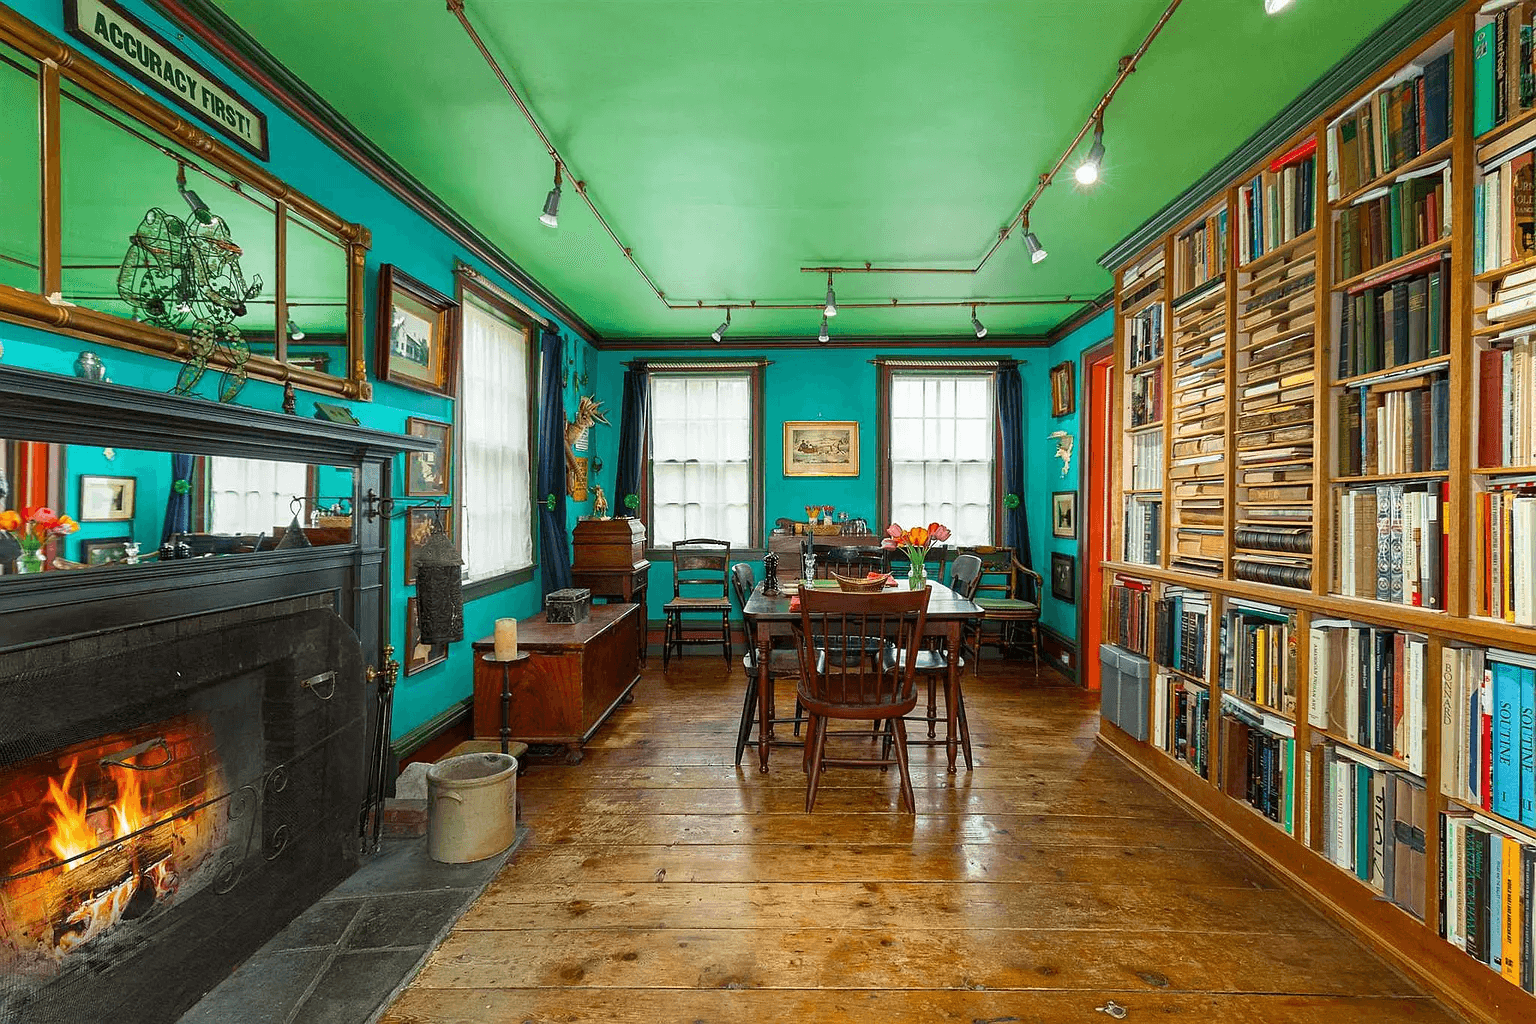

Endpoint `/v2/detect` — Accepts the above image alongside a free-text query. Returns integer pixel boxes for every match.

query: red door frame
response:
[1079,340,1114,691]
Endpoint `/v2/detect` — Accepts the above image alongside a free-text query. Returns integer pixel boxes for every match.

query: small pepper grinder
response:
[762,552,780,596]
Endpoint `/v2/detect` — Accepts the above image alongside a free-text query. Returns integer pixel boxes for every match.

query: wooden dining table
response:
[741,579,984,775]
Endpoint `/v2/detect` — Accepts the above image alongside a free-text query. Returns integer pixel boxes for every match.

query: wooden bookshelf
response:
[1101,7,1536,1023]
[1118,247,1168,568]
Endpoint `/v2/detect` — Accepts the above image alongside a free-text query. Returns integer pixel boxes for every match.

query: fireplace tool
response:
[363,645,399,853]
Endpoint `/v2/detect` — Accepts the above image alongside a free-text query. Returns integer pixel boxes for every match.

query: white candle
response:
[494,618,518,660]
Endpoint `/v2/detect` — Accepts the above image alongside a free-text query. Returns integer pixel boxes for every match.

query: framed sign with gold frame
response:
[783,421,859,478]
[376,265,460,398]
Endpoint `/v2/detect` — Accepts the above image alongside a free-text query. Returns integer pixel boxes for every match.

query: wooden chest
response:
[572,518,646,570]
[471,603,641,762]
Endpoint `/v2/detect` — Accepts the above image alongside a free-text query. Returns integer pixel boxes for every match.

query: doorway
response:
[1079,340,1113,691]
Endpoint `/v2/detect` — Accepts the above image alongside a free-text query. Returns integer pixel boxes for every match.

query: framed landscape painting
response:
[783,421,859,477]
[405,417,452,497]
[1050,360,1076,417]
[79,475,136,522]
[376,265,460,397]
[404,596,448,675]
[1051,491,1078,539]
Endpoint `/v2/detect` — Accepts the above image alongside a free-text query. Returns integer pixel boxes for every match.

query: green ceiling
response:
[210,0,1413,340]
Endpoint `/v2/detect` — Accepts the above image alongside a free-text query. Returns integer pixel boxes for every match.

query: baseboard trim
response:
[1038,624,1078,680]
[391,698,472,762]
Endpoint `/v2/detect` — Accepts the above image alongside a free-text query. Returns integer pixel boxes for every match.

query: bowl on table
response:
[831,571,894,593]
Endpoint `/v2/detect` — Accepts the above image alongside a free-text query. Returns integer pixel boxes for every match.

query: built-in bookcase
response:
[1102,6,1536,1020]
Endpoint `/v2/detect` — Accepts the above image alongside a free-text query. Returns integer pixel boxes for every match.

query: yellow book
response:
[1255,626,1267,707]
[1503,836,1522,982]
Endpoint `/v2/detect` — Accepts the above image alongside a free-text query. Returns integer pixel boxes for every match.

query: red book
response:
[1478,348,1505,467]
[1482,700,1494,811]
[1269,137,1319,172]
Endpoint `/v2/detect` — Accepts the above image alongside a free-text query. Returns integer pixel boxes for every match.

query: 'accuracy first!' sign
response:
[65,0,269,160]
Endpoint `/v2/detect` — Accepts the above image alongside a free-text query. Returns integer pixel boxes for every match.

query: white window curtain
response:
[206,456,308,536]
[649,374,752,547]
[889,372,995,546]
[460,297,533,581]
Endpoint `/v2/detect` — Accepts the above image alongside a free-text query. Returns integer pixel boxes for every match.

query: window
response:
[205,457,308,535]
[886,371,995,546]
[458,294,533,582]
[649,371,758,549]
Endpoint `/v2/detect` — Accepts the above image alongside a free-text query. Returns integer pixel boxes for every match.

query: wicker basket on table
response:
[831,571,892,593]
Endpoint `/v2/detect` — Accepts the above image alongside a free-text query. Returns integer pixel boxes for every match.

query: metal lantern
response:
[275,514,312,549]
[416,518,464,645]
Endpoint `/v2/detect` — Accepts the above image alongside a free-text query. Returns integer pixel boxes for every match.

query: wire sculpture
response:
[116,167,263,403]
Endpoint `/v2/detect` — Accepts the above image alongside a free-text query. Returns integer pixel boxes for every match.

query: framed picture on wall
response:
[404,417,453,497]
[783,421,859,477]
[79,536,131,566]
[1049,361,1076,417]
[1051,491,1078,539]
[405,506,455,585]
[1050,552,1076,604]
[78,475,136,522]
[404,596,448,675]
[376,265,460,397]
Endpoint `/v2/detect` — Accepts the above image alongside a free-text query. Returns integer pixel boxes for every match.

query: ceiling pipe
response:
[799,0,1183,278]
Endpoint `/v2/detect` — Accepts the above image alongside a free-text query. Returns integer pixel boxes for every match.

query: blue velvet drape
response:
[613,365,649,516]
[537,327,572,594]
[996,367,1031,570]
[161,452,194,544]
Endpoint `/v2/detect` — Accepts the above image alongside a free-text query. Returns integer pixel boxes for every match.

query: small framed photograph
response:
[405,505,454,585]
[404,596,448,675]
[405,417,453,497]
[376,265,460,397]
[783,421,859,477]
[1050,360,1076,417]
[1050,552,1077,604]
[79,536,131,566]
[79,475,136,522]
[1051,491,1078,539]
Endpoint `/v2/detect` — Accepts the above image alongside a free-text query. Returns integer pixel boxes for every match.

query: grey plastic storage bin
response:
[1099,643,1150,741]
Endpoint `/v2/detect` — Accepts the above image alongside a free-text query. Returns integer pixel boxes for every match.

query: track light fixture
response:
[540,162,562,228]
[287,318,305,341]
[710,307,731,343]
[824,274,838,318]
[971,307,988,339]
[1263,0,1295,13]
[817,315,829,344]
[1022,218,1048,264]
[1075,118,1105,185]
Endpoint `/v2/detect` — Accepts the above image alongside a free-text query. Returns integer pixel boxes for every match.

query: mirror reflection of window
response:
[204,457,308,536]
[0,44,40,294]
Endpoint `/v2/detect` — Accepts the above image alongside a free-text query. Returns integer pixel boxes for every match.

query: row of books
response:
[1332,483,1448,611]
[1475,488,1536,624]
[1128,431,1163,492]
[1334,375,1451,478]
[1151,586,1210,681]
[1237,140,1317,265]
[1333,255,1450,378]
[1333,165,1450,282]
[1321,746,1427,919]
[1222,600,1298,716]
[1327,49,1453,200]
[1478,332,1536,468]
[1219,698,1297,836]
[1441,813,1536,993]
[1107,576,1151,655]
[1124,496,1162,566]
[1127,302,1163,368]
[1473,6,1536,137]
[1440,644,1536,827]
[1129,369,1163,428]
[1153,671,1209,778]
[1474,150,1536,273]
[1173,209,1227,302]
[1232,555,1312,591]
[1308,621,1429,774]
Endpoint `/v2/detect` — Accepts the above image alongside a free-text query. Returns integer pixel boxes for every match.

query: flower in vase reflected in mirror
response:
[1,507,79,571]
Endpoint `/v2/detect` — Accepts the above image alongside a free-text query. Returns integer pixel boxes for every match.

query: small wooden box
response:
[545,587,592,624]
[572,518,646,570]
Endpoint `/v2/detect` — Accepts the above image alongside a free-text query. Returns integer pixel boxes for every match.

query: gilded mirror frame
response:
[0,9,372,401]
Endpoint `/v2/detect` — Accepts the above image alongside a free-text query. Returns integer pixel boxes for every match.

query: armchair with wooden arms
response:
[962,546,1043,674]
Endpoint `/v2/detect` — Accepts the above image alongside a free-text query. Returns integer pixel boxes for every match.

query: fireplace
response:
[0,604,367,1024]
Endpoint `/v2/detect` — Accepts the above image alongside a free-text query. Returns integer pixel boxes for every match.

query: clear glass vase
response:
[907,563,927,590]
[16,550,44,574]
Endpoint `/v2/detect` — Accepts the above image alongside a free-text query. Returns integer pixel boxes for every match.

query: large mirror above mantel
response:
[0,12,370,401]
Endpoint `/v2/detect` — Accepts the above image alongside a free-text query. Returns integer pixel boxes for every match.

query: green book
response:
[1427,267,1442,357]
[1477,22,1497,136]
[1388,185,1403,259]
[1283,738,1295,835]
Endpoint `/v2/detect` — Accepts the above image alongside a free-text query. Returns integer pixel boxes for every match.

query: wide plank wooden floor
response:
[381,657,1459,1024]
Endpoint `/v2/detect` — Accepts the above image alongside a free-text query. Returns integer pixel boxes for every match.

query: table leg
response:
[756,625,772,774]
[945,622,961,774]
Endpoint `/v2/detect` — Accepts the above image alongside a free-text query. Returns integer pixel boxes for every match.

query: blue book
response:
[1521,665,1536,827]
[1494,660,1522,822]
[1171,596,1184,669]
[1355,763,1372,882]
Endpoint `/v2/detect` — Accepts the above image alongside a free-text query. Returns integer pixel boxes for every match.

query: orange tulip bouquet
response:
[881,521,951,589]
[1,506,79,574]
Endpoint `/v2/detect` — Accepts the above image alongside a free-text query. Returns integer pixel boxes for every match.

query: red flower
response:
[930,523,952,543]
[885,522,904,541]
[28,507,59,530]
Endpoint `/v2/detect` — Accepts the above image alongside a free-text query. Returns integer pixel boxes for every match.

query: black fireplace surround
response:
[0,365,429,1024]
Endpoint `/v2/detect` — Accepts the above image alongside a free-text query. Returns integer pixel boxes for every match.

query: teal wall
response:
[2,0,597,740]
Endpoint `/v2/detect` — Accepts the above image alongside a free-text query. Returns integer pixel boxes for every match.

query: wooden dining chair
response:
[662,538,733,669]
[793,587,931,812]
[730,563,808,768]
[963,546,1043,673]
[822,545,888,578]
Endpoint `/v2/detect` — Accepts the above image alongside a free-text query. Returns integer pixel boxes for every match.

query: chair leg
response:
[880,718,894,767]
[734,675,758,767]
[956,683,973,771]
[802,713,818,773]
[662,612,672,670]
[891,716,915,814]
[805,716,829,812]
[1029,623,1041,674]
[793,698,804,737]
[722,612,732,665]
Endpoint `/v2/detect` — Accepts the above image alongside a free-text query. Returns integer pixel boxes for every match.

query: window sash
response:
[206,456,308,536]
[887,372,995,547]
[649,372,754,549]
[459,296,532,582]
